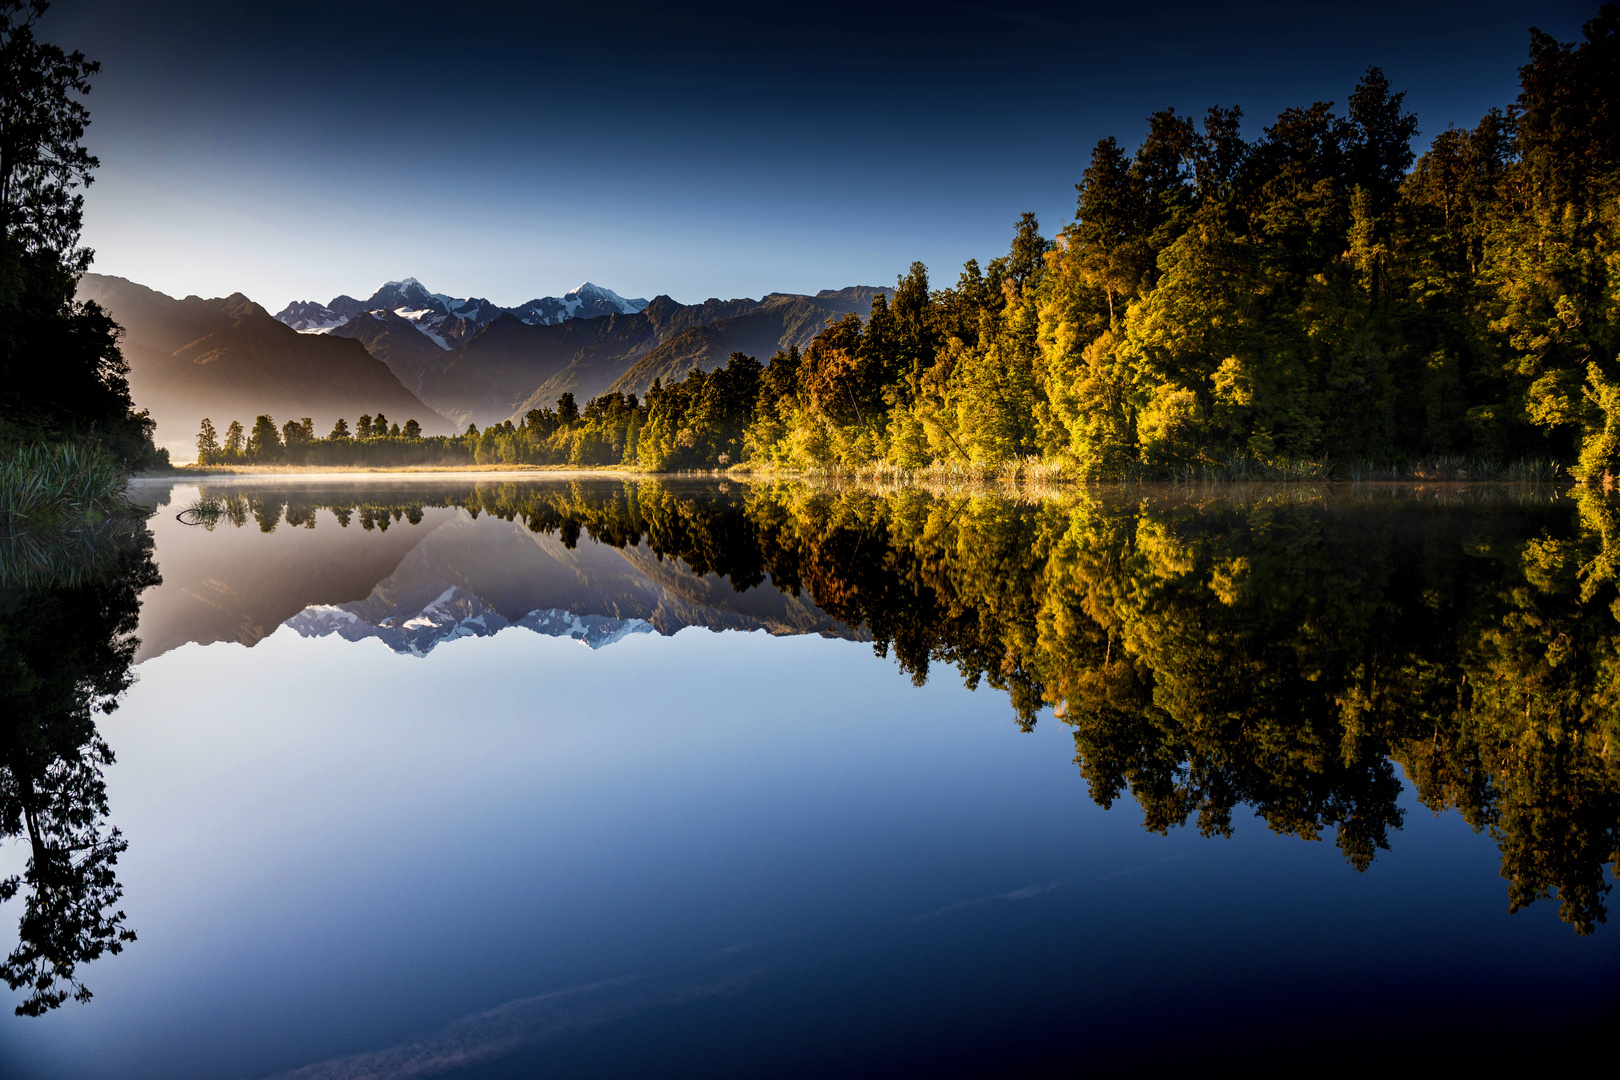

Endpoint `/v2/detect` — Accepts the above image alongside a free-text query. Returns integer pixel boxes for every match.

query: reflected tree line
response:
[0,519,154,1014]
[190,479,1620,934]
[2,478,1616,1017]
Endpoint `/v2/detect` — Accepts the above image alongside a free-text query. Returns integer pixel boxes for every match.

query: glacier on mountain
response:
[274,277,651,346]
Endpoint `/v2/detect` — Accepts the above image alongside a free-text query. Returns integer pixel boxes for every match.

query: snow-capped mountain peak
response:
[278,299,346,333]
[286,585,654,656]
[274,277,652,340]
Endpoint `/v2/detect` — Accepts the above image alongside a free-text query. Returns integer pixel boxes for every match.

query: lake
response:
[1,477,1616,1077]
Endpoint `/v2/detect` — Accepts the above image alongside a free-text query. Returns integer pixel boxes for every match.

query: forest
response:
[183,476,1620,936]
[198,6,1620,481]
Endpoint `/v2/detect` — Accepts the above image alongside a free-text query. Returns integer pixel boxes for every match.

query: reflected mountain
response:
[130,480,855,662]
[135,477,1620,937]
[290,590,655,655]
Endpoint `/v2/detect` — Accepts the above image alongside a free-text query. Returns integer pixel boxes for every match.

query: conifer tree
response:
[194,418,218,463]
[246,415,280,462]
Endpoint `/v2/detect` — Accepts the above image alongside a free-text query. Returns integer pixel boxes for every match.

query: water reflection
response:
[148,478,1620,936]
[0,517,157,1014]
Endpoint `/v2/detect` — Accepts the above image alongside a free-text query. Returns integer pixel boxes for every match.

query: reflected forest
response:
[182,479,1620,935]
[0,519,153,1015]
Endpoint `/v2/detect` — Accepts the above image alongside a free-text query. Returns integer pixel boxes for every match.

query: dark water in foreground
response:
[1,478,1616,1077]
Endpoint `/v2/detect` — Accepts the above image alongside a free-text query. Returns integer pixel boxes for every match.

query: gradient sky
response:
[42,0,1596,311]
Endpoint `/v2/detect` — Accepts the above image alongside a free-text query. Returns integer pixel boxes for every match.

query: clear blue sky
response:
[46,0,1597,310]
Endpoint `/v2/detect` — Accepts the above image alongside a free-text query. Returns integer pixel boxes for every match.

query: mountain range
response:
[77,274,457,452]
[418,286,887,429]
[276,278,649,337]
[79,272,889,455]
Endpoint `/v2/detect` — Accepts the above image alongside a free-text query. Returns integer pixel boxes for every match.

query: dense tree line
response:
[189,477,1620,933]
[644,7,1617,480]
[195,391,648,468]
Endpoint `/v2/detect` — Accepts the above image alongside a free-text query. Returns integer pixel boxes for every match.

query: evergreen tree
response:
[1072,136,1147,322]
[1005,212,1049,292]
[194,418,218,464]
[245,415,280,462]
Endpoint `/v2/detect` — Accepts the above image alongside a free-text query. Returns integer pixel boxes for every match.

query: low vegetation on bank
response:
[0,442,130,523]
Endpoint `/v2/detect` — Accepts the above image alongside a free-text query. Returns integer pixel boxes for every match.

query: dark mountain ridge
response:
[76,274,456,453]
[274,278,649,342]
[78,271,890,447]
[422,286,891,428]
[604,287,888,401]
[326,308,449,394]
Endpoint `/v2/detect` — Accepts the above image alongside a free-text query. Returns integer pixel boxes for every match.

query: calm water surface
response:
[1,478,1616,1077]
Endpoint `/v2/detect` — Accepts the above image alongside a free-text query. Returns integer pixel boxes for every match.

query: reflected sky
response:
[1,479,1616,1076]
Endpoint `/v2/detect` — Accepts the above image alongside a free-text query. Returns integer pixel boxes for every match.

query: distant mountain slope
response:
[605,287,888,399]
[416,308,664,429]
[274,278,651,352]
[77,274,456,453]
[325,309,448,394]
[510,282,650,325]
[420,287,890,428]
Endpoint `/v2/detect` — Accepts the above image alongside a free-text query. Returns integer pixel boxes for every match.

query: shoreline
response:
[126,464,1582,492]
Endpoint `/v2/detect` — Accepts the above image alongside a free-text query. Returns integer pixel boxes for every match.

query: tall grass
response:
[0,442,131,522]
[1158,452,1333,484]
[1341,456,1563,482]
[0,443,141,590]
